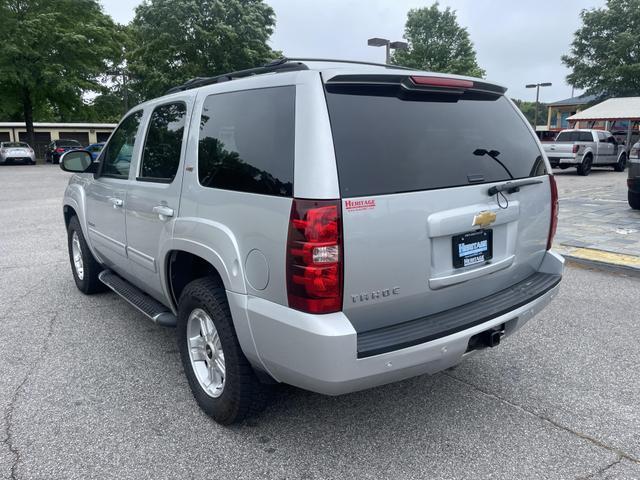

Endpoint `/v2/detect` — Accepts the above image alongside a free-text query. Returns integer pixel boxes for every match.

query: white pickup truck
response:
[543,129,627,176]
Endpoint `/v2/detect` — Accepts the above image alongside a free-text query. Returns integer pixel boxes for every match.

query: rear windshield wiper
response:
[473,148,514,180]
[487,178,544,196]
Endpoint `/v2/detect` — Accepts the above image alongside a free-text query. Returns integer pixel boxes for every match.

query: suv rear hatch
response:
[322,72,555,353]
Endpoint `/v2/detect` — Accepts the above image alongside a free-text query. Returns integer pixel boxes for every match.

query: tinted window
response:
[101,111,143,178]
[198,86,295,197]
[556,131,594,142]
[3,142,28,148]
[325,88,546,197]
[580,132,593,142]
[139,103,187,182]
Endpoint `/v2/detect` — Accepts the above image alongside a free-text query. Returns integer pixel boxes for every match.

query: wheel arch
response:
[161,237,246,311]
[166,249,226,309]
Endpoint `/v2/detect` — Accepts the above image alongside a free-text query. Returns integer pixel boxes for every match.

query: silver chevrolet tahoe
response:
[60,58,563,425]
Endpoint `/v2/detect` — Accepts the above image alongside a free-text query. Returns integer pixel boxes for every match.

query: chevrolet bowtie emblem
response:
[472,210,497,227]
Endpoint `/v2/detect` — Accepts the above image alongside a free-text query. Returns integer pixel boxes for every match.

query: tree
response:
[0,0,122,146]
[127,0,278,100]
[563,0,640,97]
[391,3,485,78]
[512,99,548,127]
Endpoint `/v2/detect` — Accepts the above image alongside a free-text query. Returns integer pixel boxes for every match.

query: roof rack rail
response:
[165,57,413,95]
[285,57,414,71]
[165,58,309,94]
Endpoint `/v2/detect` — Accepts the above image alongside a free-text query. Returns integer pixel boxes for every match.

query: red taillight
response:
[55,147,65,153]
[572,144,579,154]
[410,76,474,89]
[287,199,343,314]
[547,175,559,250]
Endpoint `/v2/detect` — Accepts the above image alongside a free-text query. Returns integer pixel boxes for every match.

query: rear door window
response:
[198,86,295,197]
[325,87,546,198]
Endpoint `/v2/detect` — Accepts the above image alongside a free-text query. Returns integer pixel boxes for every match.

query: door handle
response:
[153,205,174,218]
[109,197,124,208]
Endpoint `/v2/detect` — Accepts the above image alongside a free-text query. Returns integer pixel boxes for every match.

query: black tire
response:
[614,154,627,172]
[577,155,592,176]
[629,190,640,210]
[177,277,269,425]
[67,216,105,294]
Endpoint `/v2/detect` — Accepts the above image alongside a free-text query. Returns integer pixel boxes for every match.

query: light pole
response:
[367,37,408,64]
[526,82,552,129]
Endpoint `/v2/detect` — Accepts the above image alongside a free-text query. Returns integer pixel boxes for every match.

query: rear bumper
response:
[1,156,35,163]
[230,250,564,396]
[547,155,579,166]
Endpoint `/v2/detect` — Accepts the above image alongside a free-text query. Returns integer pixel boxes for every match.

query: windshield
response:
[325,87,547,198]
[3,142,29,148]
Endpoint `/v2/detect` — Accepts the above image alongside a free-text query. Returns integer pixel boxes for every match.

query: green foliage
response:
[512,99,547,126]
[391,3,485,78]
[0,0,123,137]
[563,0,640,97]
[127,0,279,100]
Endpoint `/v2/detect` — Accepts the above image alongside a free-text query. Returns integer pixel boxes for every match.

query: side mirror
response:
[59,150,97,173]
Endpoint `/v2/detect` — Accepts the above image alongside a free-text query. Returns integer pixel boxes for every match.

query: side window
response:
[598,131,607,142]
[198,86,295,197]
[139,102,187,182]
[101,111,143,178]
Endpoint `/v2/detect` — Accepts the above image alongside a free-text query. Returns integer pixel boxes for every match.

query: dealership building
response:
[0,122,116,159]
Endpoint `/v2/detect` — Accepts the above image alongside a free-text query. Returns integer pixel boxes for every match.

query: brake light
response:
[286,199,343,314]
[572,144,579,154]
[547,175,559,250]
[410,76,474,89]
[55,147,65,153]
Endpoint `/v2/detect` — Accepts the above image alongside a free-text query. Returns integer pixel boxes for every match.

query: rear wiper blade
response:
[487,178,544,196]
[473,148,514,180]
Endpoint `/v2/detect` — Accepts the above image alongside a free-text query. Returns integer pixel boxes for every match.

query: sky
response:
[101,0,605,102]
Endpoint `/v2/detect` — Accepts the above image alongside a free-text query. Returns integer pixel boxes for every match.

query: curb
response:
[554,244,640,276]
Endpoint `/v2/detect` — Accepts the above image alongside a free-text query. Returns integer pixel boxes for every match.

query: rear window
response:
[57,140,81,146]
[325,87,547,197]
[555,131,593,142]
[3,142,28,148]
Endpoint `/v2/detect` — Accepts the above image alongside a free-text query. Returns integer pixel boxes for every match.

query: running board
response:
[98,270,177,327]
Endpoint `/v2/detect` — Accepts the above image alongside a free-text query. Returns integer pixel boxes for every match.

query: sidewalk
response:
[552,168,640,271]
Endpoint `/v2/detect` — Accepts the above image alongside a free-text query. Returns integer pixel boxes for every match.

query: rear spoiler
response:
[325,74,507,96]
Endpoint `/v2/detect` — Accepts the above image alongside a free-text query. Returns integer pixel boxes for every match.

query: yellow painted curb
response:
[555,245,640,269]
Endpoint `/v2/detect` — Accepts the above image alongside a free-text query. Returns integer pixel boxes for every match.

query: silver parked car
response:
[0,142,36,165]
[59,58,563,424]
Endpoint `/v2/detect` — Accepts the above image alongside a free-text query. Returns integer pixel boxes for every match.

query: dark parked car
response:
[45,139,82,164]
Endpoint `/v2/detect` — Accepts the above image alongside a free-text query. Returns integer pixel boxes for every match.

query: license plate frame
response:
[452,229,493,269]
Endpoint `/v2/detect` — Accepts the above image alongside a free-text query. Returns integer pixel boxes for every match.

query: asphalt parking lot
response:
[1,165,639,480]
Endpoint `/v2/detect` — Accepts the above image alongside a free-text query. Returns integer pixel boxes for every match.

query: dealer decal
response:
[344,199,376,212]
